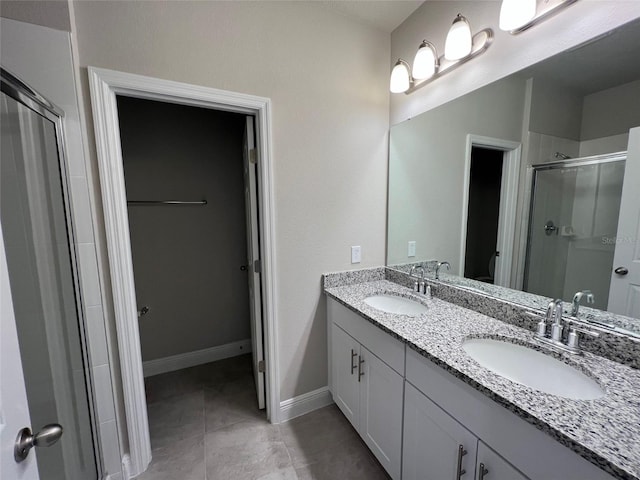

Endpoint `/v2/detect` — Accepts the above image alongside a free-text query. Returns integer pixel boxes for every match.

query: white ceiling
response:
[316,0,425,33]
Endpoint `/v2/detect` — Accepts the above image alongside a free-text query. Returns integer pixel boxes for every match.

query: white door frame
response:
[460,135,521,288]
[87,67,279,477]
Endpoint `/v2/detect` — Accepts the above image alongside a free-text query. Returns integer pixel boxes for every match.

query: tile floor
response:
[139,354,390,480]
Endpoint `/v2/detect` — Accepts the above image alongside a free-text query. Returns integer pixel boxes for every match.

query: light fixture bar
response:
[405,28,493,95]
[505,0,578,34]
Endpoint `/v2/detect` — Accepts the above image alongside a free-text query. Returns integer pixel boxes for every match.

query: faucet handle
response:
[567,325,600,351]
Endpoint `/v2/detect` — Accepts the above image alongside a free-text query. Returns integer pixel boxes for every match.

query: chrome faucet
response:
[549,299,564,341]
[435,261,450,280]
[571,290,594,316]
[409,265,431,296]
[409,265,425,293]
[535,298,599,354]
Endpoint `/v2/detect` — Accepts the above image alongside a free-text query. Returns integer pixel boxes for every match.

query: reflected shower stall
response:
[524,153,626,310]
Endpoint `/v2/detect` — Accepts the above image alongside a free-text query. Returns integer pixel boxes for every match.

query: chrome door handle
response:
[15,424,63,463]
[350,349,358,375]
[456,444,467,479]
[478,462,489,479]
[614,266,629,275]
[358,356,365,382]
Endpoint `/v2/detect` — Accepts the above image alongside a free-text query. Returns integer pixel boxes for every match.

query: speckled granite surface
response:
[386,268,640,369]
[322,267,385,288]
[388,263,640,336]
[324,279,640,480]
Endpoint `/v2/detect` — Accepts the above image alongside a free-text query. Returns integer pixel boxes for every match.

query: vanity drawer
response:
[328,298,405,375]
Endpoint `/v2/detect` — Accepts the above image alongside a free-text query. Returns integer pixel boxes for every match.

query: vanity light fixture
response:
[390,14,492,95]
[412,41,439,80]
[389,59,412,93]
[445,14,473,60]
[499,0,578,34]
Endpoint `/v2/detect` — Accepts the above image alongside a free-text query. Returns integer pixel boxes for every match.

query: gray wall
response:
[0,0,71,31]
[581,79,640,140]
[118,97,250,361]
[529,79,583,141]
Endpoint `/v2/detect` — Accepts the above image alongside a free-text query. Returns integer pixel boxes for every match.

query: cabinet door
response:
[476,441,529,480]
[358,346,403,480]
[331,323,360,428]
[403,382,477,480]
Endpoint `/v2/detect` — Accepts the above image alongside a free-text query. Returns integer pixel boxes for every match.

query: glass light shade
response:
[444,14,472,60]
[390,60,411,93]
[499,0,536,31]
[412,42,437,80]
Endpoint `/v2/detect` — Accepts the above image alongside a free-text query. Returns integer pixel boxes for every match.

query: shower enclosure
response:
[1,69,100,479]
[524,153,626,310]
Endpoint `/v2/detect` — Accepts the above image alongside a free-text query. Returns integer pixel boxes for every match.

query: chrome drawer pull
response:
[479,462,489,480]
[350,349,357,374]
[456,444,467,479]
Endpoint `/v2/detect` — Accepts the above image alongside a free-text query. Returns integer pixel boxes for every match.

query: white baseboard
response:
[279,386,333,423]
[142,339,252,377]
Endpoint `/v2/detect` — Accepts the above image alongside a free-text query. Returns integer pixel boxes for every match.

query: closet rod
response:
[127,200,207,206]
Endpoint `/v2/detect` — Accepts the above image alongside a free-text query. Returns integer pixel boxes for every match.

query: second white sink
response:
[363,294,428,315]
[462,338,605,400]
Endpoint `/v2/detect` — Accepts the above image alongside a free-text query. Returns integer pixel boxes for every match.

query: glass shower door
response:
[1,80,99,479]
[524,158,626,309]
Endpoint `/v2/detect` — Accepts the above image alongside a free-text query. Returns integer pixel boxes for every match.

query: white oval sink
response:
[462,338,604,400]
[363,294,428,315]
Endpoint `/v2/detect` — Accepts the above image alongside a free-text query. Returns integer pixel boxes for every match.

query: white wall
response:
[70,1,390,407]
[387,75,526,270]
[390,1,640,125]
[118,97,251,362]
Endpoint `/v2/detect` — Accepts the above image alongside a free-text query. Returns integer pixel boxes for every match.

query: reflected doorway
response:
[464,147,504,284]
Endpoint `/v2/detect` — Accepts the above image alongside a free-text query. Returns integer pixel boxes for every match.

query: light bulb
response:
[390,60,411,93]
[444,14,472,61]
[499,0,536,31]
[412,41,437,80]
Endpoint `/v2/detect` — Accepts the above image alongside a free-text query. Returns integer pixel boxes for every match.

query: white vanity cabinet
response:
[405,348,615,480]
[403,382,478,480]
[327,297,617,480]
[403,381,530,480]
[476,441,529,480]
[328,300,404,480]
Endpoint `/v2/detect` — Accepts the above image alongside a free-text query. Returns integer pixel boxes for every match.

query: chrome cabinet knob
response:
[14,424,63,463]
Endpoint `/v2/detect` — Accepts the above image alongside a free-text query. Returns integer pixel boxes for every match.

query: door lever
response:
[15,424,63,462]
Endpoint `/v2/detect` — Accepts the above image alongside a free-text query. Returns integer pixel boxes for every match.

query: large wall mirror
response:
[387,18,640,337]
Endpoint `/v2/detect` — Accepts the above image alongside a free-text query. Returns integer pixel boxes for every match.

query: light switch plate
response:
[351,245,361,264]
[408,241,416,257]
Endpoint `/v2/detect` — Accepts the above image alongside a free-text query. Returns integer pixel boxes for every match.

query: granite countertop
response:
[324,279,640,480]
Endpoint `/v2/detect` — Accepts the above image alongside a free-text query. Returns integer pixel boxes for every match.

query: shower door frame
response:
[522,151,627,294]
[88,67,279,479]
[1,67,103,480]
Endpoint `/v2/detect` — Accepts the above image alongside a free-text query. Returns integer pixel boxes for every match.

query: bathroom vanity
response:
[324,269,640,480]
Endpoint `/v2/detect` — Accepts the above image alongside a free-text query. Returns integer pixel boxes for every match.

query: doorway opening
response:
[464,147,504,283]
[116,96,267,451]
[460,135,521,288]
[88,67,278,478]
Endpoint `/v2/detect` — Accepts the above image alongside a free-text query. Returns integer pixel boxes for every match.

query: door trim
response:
[461,135,521,288]
[87,67,280,477]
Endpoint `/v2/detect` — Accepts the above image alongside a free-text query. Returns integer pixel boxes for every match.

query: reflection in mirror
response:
[387,18,640,336]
